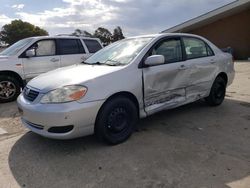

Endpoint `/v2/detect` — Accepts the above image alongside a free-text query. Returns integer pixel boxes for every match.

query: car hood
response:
[0,55,9,61]
[28,64,123,93]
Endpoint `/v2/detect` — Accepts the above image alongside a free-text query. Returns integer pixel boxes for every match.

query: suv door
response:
[143,37,189,115]
[58,39,86,67]
[182,37,217,100]
[22,39,60,79]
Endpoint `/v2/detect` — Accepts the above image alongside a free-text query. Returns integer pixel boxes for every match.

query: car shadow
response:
[8,98,250,188]
[0,101,20,118]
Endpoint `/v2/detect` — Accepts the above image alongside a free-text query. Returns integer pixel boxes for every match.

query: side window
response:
[152,38,183,63]
[83,39,102,53]
[77,40,85,53]
[33,40,56,56]
[207,45,214,56]
[183,37,212,59]
[59,39,84,55]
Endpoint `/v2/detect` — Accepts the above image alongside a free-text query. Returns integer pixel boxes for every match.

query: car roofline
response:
[126,33,207,39]
[23,35,101,41]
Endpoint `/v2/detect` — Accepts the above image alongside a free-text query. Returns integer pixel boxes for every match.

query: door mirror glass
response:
[145,55,165,66]
[25,49,35,57]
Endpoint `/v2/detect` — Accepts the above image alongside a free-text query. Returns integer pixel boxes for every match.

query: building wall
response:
[188,9,250,60]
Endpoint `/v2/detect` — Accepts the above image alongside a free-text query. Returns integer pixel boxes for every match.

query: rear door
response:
[143,37,189,115]
[58,38,86,67]
[182,37,217,100]
[22,39,60,79]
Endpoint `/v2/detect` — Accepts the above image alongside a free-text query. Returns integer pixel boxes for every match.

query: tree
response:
[69,26,125,46]
[0,19,48,45]
[72,29,93,37]
[94,27,112,46]
[112,26,124,42]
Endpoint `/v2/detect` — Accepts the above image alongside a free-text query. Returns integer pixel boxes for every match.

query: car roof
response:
[127,33,205,39]
[27,35,101,41]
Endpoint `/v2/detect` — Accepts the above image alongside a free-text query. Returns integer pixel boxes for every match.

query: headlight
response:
[40,85,87,104]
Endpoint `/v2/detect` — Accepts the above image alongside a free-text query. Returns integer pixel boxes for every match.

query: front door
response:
[22,39,60,79]
[143,37,189,115]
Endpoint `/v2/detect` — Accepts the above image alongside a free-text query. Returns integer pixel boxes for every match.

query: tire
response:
[0,75,21,103]
[95,97,138,145]
[205,76,226,106]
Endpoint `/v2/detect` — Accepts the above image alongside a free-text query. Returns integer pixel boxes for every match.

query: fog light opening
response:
[48,125,74,133]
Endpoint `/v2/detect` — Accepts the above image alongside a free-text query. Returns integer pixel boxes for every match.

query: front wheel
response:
[205,76,226,106]
[0,75,21,103]
[95,97,138,145]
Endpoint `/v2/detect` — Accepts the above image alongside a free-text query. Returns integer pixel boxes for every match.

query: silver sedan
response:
[17,33,235,144]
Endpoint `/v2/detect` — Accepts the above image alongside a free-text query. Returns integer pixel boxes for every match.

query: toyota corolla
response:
[17,33,234,144]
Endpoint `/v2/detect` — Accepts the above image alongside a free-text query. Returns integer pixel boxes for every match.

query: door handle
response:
[210,59,216,64]
[179,64,188,70]
[50,58,59,62]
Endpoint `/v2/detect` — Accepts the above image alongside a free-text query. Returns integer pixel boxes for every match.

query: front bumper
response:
[227,69,235,87]
[17,94,105,139]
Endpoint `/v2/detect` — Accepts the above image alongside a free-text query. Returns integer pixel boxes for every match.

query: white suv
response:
[0,36,103,103]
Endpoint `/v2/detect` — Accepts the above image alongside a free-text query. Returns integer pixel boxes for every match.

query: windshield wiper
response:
[104,59,124,66]
[81,61,102,65]
[82,60,124,66]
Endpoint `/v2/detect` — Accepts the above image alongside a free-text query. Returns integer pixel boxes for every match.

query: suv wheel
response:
[95,97,138,145]
[205,76,226,106]
[0,75,21,103]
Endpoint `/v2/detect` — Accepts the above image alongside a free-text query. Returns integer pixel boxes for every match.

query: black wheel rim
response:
[106,107,130,134]
[214,82,225,100]
[0,81,16,99]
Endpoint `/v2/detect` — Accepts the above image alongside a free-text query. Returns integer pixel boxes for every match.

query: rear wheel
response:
[0,75,21,103]
[95,97,138,145]
[205,76,226,106]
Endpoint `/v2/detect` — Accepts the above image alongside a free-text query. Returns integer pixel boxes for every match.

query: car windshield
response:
[84,37,153,66]
[0,38,33,56]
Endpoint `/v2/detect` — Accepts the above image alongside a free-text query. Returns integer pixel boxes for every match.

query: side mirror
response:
[25,49,35,57]
[144,55,165,66]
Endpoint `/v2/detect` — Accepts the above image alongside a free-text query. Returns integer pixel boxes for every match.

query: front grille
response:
[23,87,39,102]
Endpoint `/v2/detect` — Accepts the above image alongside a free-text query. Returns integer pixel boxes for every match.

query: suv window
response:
[152,38,183,63]
[33,40,56,56]
[59,39,85,55]
[183,37,213,59]
[83,39,102,53]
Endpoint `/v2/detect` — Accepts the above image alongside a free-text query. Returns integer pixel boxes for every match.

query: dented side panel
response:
[143,62,189,114]
[143,56,219,115]
[184,56,219,101]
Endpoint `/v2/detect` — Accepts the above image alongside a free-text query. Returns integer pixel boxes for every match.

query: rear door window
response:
[183,37,213,59]
[58,39,85,55]
[83,39,102,53]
